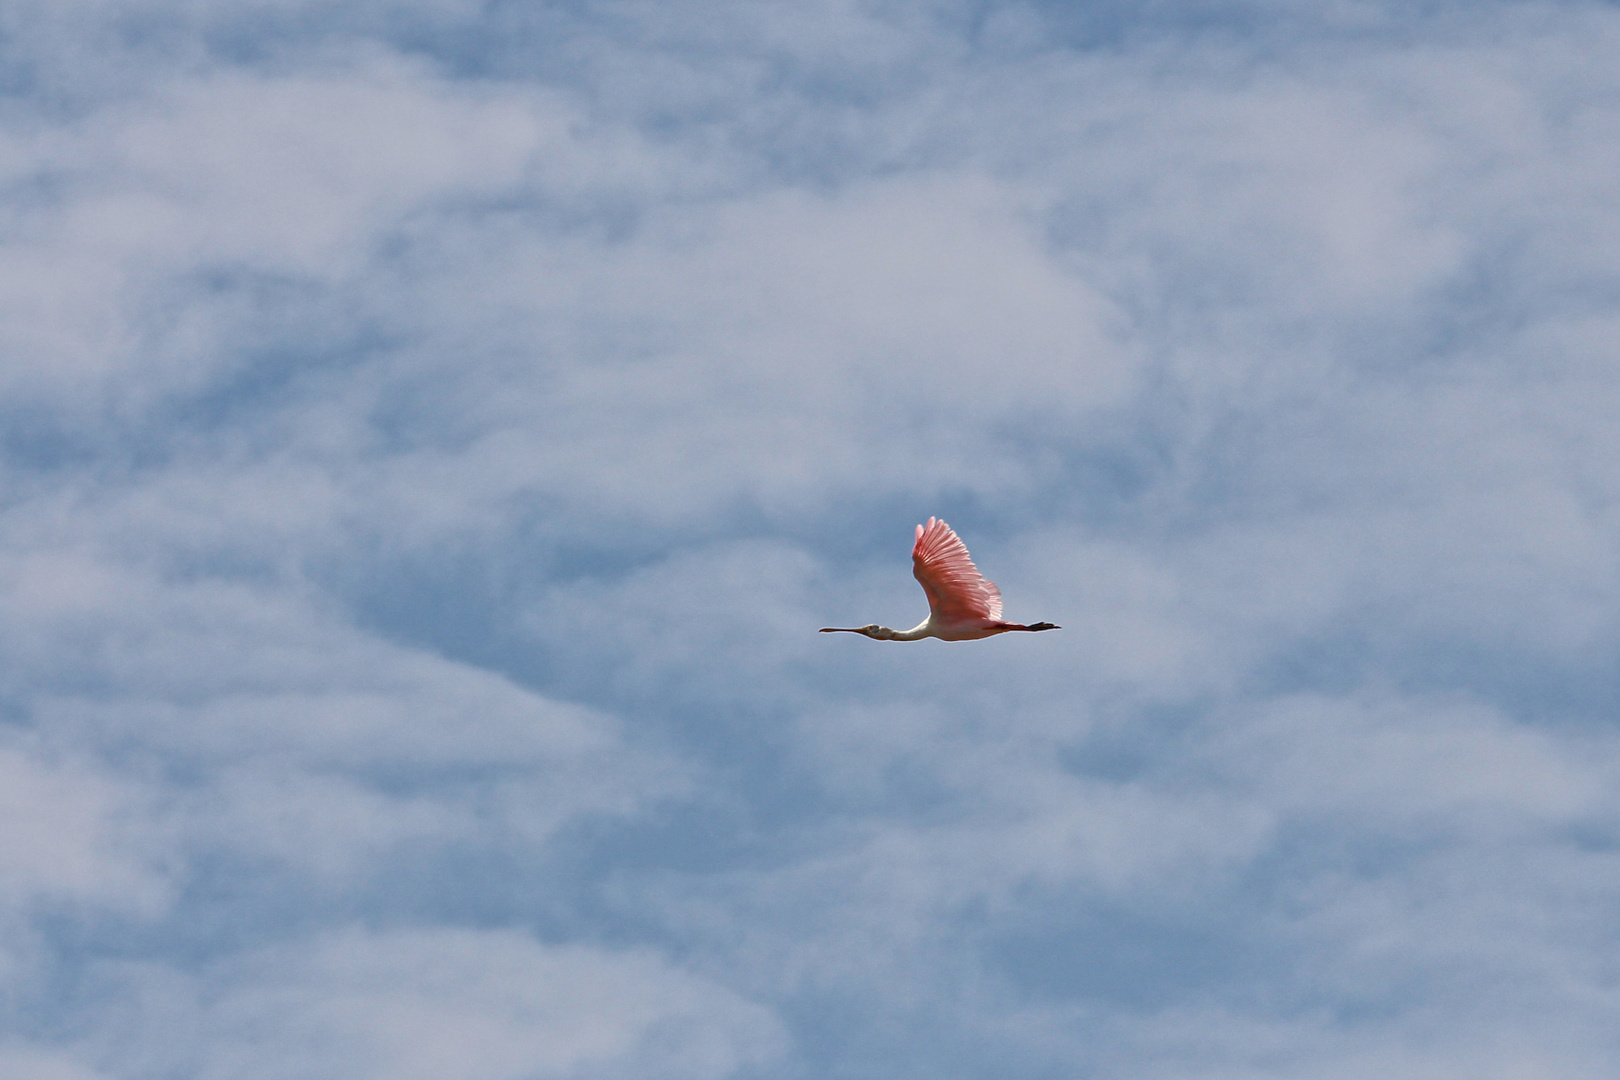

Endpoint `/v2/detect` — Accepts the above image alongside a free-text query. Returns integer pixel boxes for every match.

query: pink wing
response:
[912,517,1003,624]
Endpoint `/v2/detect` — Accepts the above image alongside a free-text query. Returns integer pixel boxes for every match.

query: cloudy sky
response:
[3,0,1620,1076]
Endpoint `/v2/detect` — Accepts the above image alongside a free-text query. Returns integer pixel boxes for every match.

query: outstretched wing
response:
[912,517,1003,624]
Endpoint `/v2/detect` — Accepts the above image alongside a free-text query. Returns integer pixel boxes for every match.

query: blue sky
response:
[4,1,1620,1077]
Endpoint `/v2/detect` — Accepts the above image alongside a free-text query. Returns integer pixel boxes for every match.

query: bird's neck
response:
[889,620,933,641]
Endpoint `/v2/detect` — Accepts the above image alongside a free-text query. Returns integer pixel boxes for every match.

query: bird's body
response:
[820,517,1059,641]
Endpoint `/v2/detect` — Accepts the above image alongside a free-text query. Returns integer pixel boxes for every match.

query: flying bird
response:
[820,517,1059,641]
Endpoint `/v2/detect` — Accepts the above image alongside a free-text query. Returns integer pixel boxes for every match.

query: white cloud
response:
[0,1044,110,1080]
[1220,691,1611,824]
[0,744,168,915]
[5,1,1620,1077]
[82,928,785,1080]
[0,48,671,413]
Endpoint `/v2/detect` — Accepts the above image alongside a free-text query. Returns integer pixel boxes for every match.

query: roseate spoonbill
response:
[820,517,1059,641]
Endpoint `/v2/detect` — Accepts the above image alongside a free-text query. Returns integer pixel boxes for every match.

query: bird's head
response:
[818,624,896,639]
[861,624,896,640]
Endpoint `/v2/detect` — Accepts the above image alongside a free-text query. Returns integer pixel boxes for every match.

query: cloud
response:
[0,1044,109,1080]
[4,1,1620,1078]
[0,744,162,905]
[83,928,786,1080]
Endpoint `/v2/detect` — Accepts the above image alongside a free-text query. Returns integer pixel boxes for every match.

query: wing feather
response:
[912,517,1003,624]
